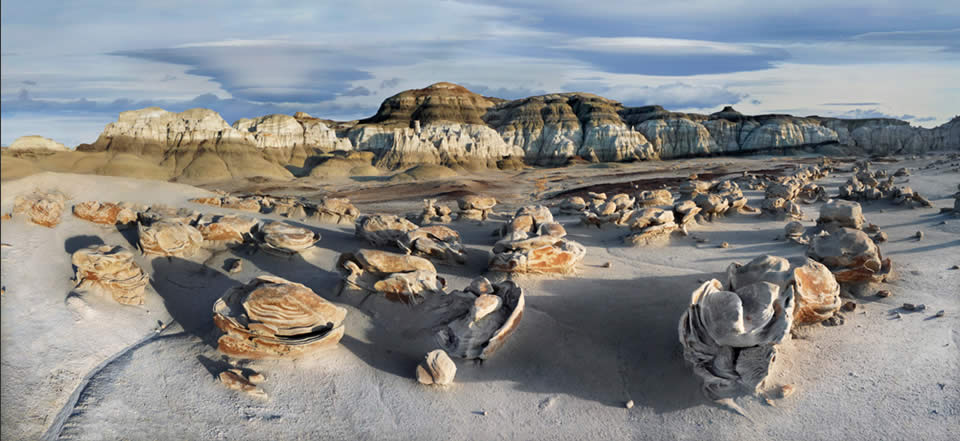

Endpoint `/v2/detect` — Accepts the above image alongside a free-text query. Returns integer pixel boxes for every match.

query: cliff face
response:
[79,83,960,177]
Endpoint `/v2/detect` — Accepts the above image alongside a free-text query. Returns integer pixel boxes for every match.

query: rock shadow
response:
[63,234,104,254]
[150,256,239,346]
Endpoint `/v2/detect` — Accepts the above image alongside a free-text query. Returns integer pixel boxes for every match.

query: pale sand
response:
[1,155,958,441]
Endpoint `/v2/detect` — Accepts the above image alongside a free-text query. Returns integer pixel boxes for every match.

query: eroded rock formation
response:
[435,277,524,360]
[337,249,445,304]
[397,225,468,265]
[415,350,457,386]
[355,214,419,246]
[72,201,138,226]
[12,191,66,227]
[138,220,204,257]
[72,245,150,305]
[258,222,319,255]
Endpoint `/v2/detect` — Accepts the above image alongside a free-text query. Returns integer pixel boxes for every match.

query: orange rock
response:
[72,201,138,226]
[72,245,149,305]
[138,221,203,257]
[13,191,66,227]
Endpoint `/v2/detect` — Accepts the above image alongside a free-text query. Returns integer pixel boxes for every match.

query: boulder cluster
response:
[810,199,893,294]
[759,165,831,220]
[337,249,445,304]
[411,199,453,224]
[490,206,585,274]
[682,179,756,221]
[190,194,359,224]
[838,162,932,208]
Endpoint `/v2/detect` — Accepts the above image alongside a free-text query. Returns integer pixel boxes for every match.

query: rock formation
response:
[415,350,457,386]
[807,228,893,293]
[197,215,259,246]
[72,201,138,226]
[258,222,319,255]
[337,249,445,304]
[679,279,794,399]
[435,277,524,360]
[355,214,419,246]
[411,199,452,224]
[637,189,674,208]
[489,235,585,274]
[138,220,204,257]
[9,135,69,152]
[818,200,865,231]
[213,275,347,359]
[71,245,150,305]
[12,191,66,227]
[838,164,933,208]
[726,255,841,325]
[397,225,468,265]
[499,205,556,239]
[457,195,497,221]
[624,208,678,246]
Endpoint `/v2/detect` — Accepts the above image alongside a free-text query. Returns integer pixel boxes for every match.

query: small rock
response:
[915,231,924,240]
[719,242,730,249]
[625,400,634,409]
[950,265,959,270]
[934,310,945,318]
[247,372,266,384]
[602,261,612,269]
[416,349,457,386]
[841,301,857,312]
[219,370,267,399]
[902,303,926,312]
[873,232,888,243]
[876,289,891,298]
[779,384,796,399]
[822,312,845,326]
[228,259,243,274]
[894,312,902,319]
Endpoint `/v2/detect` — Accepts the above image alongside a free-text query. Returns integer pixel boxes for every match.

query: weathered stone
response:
[818,199,865,231]
[72,201,138,226]
[214,276,346,359]
[501,205,555,239]
[337,249,444,304]
[558,196,588,214]
[138,221,203,257]
[436,277,524,359]
[678,279,795,399]
[219,370,267,399]
[457,195,497,220]
[791,259,842,324]
[397,225,467,264]
[489,235,585,274]
[414,199,452,224]
[312,197,360,225]
[259,221,319,255]
[197,215,259,246]
[72,245,149,305]
[807,228,892,285]
[637,189,674,207]
[415,349,457,386]
[355,214,419,246]
[12,191,66,227]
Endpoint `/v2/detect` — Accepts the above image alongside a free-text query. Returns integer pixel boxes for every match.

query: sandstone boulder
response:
[213,276,347,359]
[457,195,497,220]
[12,191,66,227]
[312,197,360,225]
[435,277,524,359]
[197,215,259,246]
[72,245,150,305]
[138,221,203,257]
[415,349,457,386]
[791,259,842,324]
[258,222,320,255]
[500,205,555,240]
[337,249,444,304]
[807,228,892,285]
[817,199,865,231]
[413,199,452,224]
[397,225,467,265]
[673,200,701,227]
[679,279,794,399]
[624,208,677,246]
[636,189,674,207]
[355,214,419,247]
[489,235,585,274]
[72,201,138,226]
[558,196,588,214]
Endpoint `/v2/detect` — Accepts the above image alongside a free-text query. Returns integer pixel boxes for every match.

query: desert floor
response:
[1,154,958,441]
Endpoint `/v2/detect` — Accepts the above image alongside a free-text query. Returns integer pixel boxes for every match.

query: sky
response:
[2,0,958,147]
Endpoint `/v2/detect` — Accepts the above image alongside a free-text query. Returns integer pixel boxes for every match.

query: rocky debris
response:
[227,258,243,273]
[217,196,260,212]
[558,196,588,214]
[817,199,865,231]
[500,205,557,240]
[311,197,361,225]
[397,225,467,265]
[72,201,138,226]
[838,168,934,208]
[219,369,267,399]
[757,166,833,220]
[356,214,419,247]
[213,275,347,359]
[197,215,259,247]
[258,222,320,255]
[636,189,674,208]
[138,205,199,226]
[726,255,841,325]
[580,192,636,227]
[489,235,586,274]
[457,195,497,221]
[807,227,893,293]
[138,220,204,257]
[686,180,754,220]
[902,303,926,312]
[435,277,524,359]
[624,208,678,246]
[12,191,67,227]
[679,279,795,399]
[337,249,444,304]
[798,183,829,204]
[761,197,804,220]
[188,196,223,207]
[72,245,150,305]
[876,289,891,298]
[673,200,702,229]
[415,350,457,386]
[412,199,452,224]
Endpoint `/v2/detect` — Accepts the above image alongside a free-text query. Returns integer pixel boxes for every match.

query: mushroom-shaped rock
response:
[213,276,347,359]
[818,200,864,231]
[791,259,842,324]
[259,221,319,255]
[138,221,203,257]
[416,349,457,386]
[806,228,892,285]
[678,279,795,399]
[355,214,419,246]
[435,277,524,360]
[72,201,137,226]
[397,225,467,265]
[637,189,674,207]
[337,249,444,304]
[489,235,585,274]
[12,191,66,227]
[71,245,150,305]
[198,215,259,246]
[457,195,497,220]
[414,199,452,224]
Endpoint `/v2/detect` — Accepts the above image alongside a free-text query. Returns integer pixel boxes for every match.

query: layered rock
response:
[457,195,497,221]
[435,277,525,360]
[12,191,67,227]
[726,255,841,325]
[397,226,468,265]
[72,201,138,226]
[71,245,150,305]
[213,276,347,359]
[9,135,69,152]
[807,228,893,292]
[197,215,259,246]
[411,199,452,225]
[415,350,457,386]
[337,249,445,304]
[258,222,319,255]
[489,235,585,274]
[355,214,419,246]
[138,221,204,257]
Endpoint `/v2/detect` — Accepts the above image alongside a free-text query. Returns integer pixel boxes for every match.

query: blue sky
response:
[2,0,958,146]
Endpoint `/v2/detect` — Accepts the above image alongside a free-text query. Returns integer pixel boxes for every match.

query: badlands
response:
[1,83,959,440]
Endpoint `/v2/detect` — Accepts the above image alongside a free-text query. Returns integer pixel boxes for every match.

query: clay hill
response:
[3,82,959,183]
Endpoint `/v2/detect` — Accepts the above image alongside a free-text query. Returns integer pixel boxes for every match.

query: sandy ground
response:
[1,155,958,441]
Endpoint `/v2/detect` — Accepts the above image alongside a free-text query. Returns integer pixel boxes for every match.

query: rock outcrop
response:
[337,249,445,304]
[71,245,150,305]
[9,135,69,152]
[138,220,204,257]
[213,275,347,359]
[257,222,319,255]
[435,277,524,360]
[72,201,138,226]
